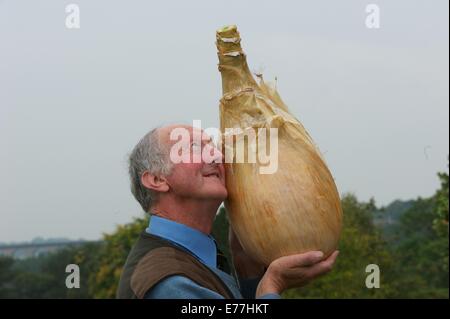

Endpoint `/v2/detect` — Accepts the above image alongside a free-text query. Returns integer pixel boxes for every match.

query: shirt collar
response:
[146,215,217,268]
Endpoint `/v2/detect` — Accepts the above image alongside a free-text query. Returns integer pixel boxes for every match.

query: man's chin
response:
[207,188,228,201]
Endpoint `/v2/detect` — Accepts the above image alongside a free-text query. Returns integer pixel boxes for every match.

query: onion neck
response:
[216,25,259,95]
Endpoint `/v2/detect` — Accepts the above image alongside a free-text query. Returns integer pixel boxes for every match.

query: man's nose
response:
[212,145,224,163]
[206,145,224,164]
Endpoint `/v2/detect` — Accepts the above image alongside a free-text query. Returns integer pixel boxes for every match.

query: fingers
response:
[326,250,339,265]
[307,250,339,278]
[270,250,339,275]
[283,251,325,267]
[263,250,340,293]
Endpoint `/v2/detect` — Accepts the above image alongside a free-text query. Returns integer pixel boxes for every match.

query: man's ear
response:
[141,171,170,193]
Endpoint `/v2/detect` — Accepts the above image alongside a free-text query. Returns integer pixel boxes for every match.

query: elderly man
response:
[117,124,339,299]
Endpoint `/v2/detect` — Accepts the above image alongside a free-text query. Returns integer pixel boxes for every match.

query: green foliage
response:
[0,246,98,298]
[372,200,415,240]
[1,166,448,299]
[434,169,449,281]
[433,170,449,237]
[212,206,231,263]
[283,194,398,299]
[389,170,449,298]
[88,216,148,298]
[0,256,18,298]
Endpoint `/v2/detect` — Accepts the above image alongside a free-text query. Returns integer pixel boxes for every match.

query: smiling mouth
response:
[204,173,220,178]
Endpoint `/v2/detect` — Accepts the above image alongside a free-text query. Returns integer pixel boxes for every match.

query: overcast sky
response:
[0,0,448,242]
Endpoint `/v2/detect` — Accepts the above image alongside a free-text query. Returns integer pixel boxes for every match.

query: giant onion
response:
[216,25,343,266]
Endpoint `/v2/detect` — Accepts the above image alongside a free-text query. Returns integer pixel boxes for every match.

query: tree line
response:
[0,169,448,299]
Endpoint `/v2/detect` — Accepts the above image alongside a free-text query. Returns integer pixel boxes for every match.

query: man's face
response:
[161,125,228,201]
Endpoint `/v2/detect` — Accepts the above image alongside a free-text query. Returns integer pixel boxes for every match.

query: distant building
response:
[0,241,92,259]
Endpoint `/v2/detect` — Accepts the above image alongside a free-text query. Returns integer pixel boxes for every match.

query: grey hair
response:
[128,128,173,212]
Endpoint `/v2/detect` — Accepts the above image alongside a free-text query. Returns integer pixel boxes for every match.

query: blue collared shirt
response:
[144,215,281,299]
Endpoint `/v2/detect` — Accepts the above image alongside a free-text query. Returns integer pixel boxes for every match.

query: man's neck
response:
[151,197,221,235]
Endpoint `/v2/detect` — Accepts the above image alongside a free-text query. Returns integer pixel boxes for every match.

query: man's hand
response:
[228,226,265,279]
[256,250,339,297]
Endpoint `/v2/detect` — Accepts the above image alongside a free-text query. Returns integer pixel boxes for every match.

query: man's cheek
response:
[179,162,202,172]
